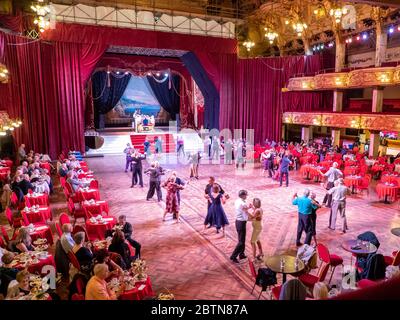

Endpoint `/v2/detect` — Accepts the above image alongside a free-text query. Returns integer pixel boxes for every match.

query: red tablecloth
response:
[376,183,399,202]
[300,165,323,180]
[12,253,56,275]
[25,194,49,206]
[371,164,386,174]
[119,276,155,300]
[0,166,10,181]
[22,206,52,223]
[381,175,400,185]
[343,176,362,188]
[82,200,109,217]
[76,188,100,202]
[344,166,360,176]
[300,154,318,165]
[344,160,358,167]
[319,160,333,169]
[86,217,116,240]
[29,225,54,245]
[77,172,95,179]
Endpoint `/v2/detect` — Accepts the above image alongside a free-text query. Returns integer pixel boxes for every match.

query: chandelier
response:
[264,28,278,44]
[329,7,348,24]
[243,41,255,52]
[31,0,51,33]
[0,111,22,136]
[293,23,308,37]
[0,64,9,84]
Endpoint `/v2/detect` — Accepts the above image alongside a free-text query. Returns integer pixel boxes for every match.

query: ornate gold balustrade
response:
[283,111,400,132]
[286,65,400,91]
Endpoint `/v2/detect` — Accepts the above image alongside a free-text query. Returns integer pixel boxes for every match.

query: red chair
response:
[317,243,344,284]
[0,236,5,248]
[89,180,99,189]
[68,251,81,271]
[271,285,281,300]
[356,177,370,196]
[55,222,62,238]
[5,207,23,229]
[1,226,10,243]
[68,198,87,224]
[248,258,269,299]
[59,212,71,227]
[71,293,85,300]
[384,251,400,267]
[60,177,66,188]
[299,263,330,290]
[72,225,90,242]
[357,279,381,289]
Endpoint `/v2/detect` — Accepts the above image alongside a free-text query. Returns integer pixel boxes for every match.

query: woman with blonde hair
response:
[248,198,264,261]
[8,228,35,253]
[312,282,329,300]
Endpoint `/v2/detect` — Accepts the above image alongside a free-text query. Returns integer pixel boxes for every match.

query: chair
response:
[356,177,370,196]
[72,225,90,242]
[59,212,71,227]
[0,236,5,248]
[89,180,99,189]
[357,279,381,289]
[60,177,66,188]
[317,243,344,284]
[298,263,330,290]
[71,293,85,300]
[1,226,10,243]
[68,251,81,271]
[68,198,87,224]
[5,207,23,229]
[384,251,400,267]
[248,258,269,300]
[55,222,63,238]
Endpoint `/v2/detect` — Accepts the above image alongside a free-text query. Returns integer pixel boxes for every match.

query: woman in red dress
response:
[162,176,184,223]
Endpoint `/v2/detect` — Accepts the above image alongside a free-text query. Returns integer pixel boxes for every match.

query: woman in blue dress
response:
[204,184,229,234]
[144,137,151,156]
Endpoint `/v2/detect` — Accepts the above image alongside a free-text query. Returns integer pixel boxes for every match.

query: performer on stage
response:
[162,175,185,223]
[177,136,185,158]
[144,161,166,202]
[224,139,233,165]
[235,140,246,169]
[154,137,163,154]
[144,137,151,157]
[130,150,146,188]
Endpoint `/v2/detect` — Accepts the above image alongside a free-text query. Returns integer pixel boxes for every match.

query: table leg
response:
[282,273,287,284]
[384,195,390,204]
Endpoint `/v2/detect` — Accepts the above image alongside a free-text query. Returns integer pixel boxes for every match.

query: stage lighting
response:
[362,33,368,40]
[164,73,169,77]
[156,72,160,77]
[389,26,394,34]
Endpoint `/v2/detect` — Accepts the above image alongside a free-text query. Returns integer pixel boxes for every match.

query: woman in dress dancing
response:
[204,184,229,234]
[162,175,184,222]
[248,198,264,261]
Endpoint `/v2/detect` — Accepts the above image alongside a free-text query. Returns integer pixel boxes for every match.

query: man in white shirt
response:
[320,162,343,208]
[230,190,251,263]
[327,179,351,233]
[60,223,75,254]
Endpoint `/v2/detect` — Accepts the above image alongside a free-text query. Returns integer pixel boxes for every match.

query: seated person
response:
[85,263,123,300]
[66,171,86,192]
[106,215,141,260]
[8,228,35,253]
[72,232,93,273]
[6,269,31,299]
[58,163,69,178]
[93,249,123,276]
[108,230,133,270]
[60,223,75,254]
[0,252,19,297]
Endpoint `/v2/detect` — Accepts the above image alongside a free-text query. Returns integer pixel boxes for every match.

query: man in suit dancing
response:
[130,149,146,188]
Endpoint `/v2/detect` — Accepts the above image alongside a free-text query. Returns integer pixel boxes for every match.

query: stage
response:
[86,127,203,157]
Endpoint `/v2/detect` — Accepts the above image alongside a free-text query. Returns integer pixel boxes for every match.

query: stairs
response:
[130,133,176,153]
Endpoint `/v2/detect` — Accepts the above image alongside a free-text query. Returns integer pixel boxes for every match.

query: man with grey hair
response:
[327,178,351,233]
[319,162,343,208]
[60,223,75,254]
[292,188,318,246]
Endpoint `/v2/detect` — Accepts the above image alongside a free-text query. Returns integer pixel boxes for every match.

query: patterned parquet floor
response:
[85,155,400,299]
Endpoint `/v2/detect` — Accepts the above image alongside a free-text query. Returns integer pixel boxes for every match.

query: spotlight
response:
[116,71,120,74]
[320,44,324,49]
[362,33,368,40]
[356,36,360,41]
[328,42,334,48]
[156,72,160,77]
[389,26,394,34]
[147,72,151,76]
[125,72,129,75]
[398,25,400,31]
[107,71,111,74]
[164,73,169,77]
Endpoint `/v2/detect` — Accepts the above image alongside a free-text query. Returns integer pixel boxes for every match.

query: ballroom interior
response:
[0,0,400,302]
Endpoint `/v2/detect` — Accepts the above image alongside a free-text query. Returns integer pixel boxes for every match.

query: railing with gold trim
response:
[283,111,400,132]
[286,65,400,91]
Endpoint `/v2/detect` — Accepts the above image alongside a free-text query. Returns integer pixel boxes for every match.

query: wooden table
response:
[265,255,305,284]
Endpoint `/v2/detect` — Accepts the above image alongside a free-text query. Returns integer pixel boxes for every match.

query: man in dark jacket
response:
[145,162,165,202]
[130,150,146,188]
[117,215,141,260]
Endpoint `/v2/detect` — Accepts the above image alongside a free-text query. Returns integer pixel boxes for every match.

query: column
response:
[301,126,313,142]
[281,124,286,141]
[369,131,381,158]
[333,33,345,112]
[333,91,344,112]
[372,86,384,113]
[331,129,341,147]
[375,19,387,67]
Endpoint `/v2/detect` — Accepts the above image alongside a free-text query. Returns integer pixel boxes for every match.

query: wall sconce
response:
[378,73,391,83]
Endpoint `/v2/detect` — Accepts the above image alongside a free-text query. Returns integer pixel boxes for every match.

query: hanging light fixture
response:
[264,28,278,44]
[0,64,9,83]
[243,41,255,52]
[293,22,307,37]
[329,7,348,24]
[0,112,22,135]
[31,0,51,33]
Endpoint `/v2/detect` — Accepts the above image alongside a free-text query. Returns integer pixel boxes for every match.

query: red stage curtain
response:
[81,44,108,84]
[218,54,332,143]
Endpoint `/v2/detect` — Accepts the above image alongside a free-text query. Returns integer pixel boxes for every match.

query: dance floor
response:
[87,155,400,299]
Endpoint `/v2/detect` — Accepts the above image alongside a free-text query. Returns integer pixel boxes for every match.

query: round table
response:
[22,206,52,223]
[265,255,305,284]
[82,200,109,217]
[28,225,54,245]
[119,276,155,300]
[300,165,323,181]
[376,183,399,203]
[381,175,400,185]
[76,188,100,202]
[25,193,49,206]
[343,176,362,194]
[391,228,400,237]
[341,239,377,255]
[86,217,116,240]
[10,252,56,275]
